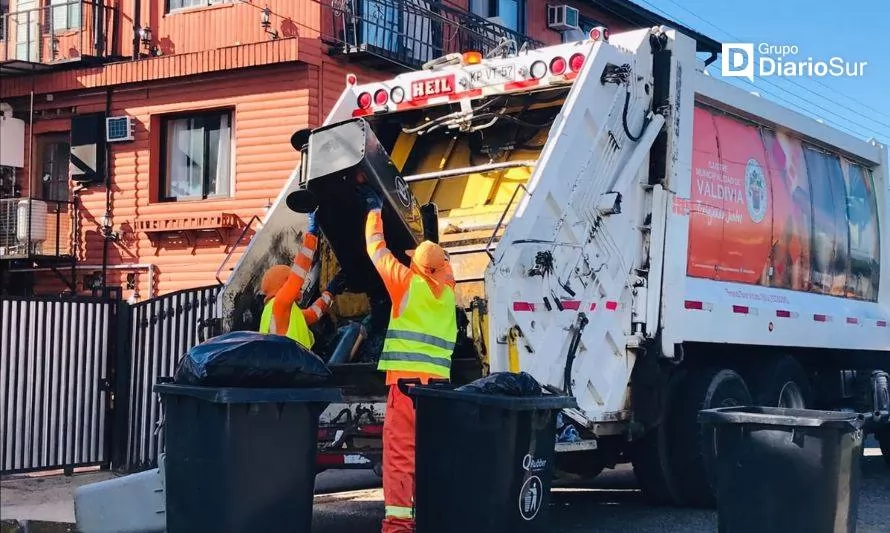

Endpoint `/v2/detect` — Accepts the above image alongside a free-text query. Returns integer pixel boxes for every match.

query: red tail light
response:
[569,53,585,72]
[357,92,372,109]
[549,57,567,75]
[374,89,388,105]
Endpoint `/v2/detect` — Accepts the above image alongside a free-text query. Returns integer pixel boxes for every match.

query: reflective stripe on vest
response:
[378,275,457,378]
[384,505,414,519]
[259,298,315,348]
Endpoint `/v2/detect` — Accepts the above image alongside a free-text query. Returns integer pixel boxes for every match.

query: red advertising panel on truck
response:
[687,105,881,301]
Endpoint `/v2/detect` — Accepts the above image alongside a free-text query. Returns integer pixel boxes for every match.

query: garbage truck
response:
[216,27,890,506]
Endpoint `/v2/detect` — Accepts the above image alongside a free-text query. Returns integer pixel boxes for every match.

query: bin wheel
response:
[665,366,751,508]
[749,355,812,409]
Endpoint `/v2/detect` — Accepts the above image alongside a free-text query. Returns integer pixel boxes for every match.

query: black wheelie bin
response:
[699,406,864,533]
[154,383,342,533]
[405,380,577,533]
[285,118,427,295]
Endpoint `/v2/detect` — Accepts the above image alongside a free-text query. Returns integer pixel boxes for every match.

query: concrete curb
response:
[0,520,76,533]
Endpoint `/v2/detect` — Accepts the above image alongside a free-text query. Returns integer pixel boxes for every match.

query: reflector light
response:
[549,57,567,75]
[684,300,703,310]
[569,53,585,72]
[462,51,483,65]
[357,92,372,109]
[346,73,358,86]
[390,86,405,104]
[374,89,388,105]
[530,60,547,79]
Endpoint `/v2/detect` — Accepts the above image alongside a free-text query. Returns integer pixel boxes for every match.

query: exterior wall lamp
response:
[261,6,279,40]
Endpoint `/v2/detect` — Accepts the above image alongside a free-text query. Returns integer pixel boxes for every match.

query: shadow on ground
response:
[312,455,890,533]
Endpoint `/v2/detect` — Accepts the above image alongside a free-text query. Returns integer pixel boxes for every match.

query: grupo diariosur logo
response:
[721,43,868,82]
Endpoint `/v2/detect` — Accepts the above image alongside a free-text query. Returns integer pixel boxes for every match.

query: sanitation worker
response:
[360,185,457,532]
[259,209,347,347]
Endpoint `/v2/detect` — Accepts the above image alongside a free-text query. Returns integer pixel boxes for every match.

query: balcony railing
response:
[0,198,75,259]
[322,0,543,71]
[0,0,117,66]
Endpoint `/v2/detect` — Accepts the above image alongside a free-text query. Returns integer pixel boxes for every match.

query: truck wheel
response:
[749,355,812,409]
[665,366,751,508]
[630,369,686,505]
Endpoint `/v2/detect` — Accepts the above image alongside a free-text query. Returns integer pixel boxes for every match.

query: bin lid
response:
[154,383,343,404]
[406,385,578,411]
[698,406,862,429]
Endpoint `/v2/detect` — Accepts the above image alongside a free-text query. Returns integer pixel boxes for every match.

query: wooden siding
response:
[12,55,384,297]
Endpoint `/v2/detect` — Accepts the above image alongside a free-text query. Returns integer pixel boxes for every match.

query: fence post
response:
[110,298,133,471]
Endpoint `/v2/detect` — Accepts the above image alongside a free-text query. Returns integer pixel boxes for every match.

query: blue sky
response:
[631,0,890,145]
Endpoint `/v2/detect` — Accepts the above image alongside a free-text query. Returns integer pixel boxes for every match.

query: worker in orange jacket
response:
[259,210,347,347]
[360,186,458,533]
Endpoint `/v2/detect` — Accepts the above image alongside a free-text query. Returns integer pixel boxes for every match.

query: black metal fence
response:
[119,285,220,472]
[0,295,117,474]
[0,284,220,475]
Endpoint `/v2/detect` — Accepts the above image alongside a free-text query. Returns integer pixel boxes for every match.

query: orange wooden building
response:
[0,0,714,299]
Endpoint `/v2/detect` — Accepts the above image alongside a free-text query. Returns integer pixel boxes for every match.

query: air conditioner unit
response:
[547,5,580,31]
[106,116,135,143]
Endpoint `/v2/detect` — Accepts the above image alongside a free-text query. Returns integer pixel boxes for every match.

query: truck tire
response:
[665,366,751,507]
[630,368,686,505]
[749,355,812,409]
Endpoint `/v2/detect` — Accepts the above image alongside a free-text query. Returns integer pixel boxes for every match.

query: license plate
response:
[410,74,456,100]
[467,65,514,85]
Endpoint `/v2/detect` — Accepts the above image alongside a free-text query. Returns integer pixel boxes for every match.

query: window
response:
[167,0,232,12]
[470,0,525,33]
[562,15,605,43]
[37,134,71,202]
[48,0,81,31]
[0,0,8,41]
[160,110,233,201]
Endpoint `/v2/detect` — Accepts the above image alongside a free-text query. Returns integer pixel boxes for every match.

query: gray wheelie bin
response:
[699,406,863,533]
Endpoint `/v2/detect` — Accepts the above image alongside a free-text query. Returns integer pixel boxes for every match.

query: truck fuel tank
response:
[287,118,425,294]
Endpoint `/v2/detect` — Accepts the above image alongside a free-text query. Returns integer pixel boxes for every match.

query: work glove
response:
[358,185,383,211]
[325,271,349,296]
[307,209,319,235]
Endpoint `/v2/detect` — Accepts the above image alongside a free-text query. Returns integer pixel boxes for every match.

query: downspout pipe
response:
[101,87,113,295]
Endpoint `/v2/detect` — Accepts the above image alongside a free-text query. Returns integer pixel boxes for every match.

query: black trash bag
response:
[173,330,331,387]
[456,371,543,397]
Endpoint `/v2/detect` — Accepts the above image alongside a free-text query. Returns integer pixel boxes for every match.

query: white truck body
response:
[218,26,889,499]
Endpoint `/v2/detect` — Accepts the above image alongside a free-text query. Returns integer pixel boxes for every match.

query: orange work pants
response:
[382,384,416,533]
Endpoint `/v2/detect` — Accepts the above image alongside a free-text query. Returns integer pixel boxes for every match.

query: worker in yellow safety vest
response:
[259,209,347,347]
[359,185,457,533]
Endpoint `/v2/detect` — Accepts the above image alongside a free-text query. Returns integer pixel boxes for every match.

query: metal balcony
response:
[0,197,76,260]
[0,0,118,77]
[323,0,543,71]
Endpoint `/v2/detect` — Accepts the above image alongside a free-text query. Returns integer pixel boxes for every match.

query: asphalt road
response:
[312,453,890,533]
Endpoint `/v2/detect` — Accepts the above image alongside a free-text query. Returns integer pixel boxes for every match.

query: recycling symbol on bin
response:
[394,175,412,208]
[518,475,544,521]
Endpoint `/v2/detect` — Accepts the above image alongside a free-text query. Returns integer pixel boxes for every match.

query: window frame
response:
[470,0,526,34]
[165,0,232,14]
[35,132,71,203]
[159,109,234,202]
[46,0,82,32]
[0,0,8,42]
